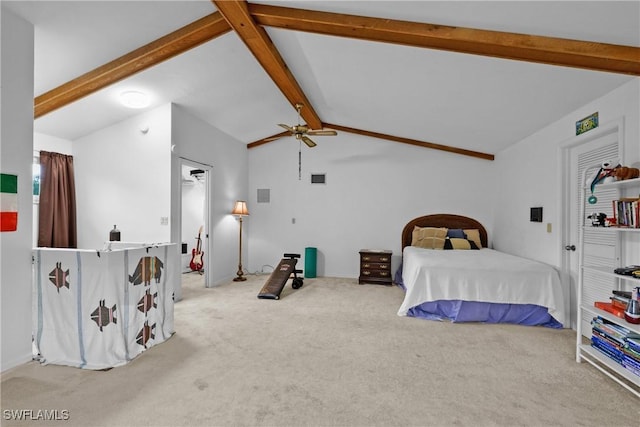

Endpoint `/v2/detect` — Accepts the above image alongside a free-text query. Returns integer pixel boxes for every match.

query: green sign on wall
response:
[576,112,599,135]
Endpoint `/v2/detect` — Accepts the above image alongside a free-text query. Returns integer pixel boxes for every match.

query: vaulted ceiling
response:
[5,1,640,160]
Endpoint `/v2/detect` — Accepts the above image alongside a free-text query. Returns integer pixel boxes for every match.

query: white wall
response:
[34,132,73,155]
[170,104,248,288]
[494,79,640,267]
[73,105,172,249]
[248,133,496,277]
[1,6,35,371]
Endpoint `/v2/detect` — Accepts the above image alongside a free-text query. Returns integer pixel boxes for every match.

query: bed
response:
[395,214,565,328]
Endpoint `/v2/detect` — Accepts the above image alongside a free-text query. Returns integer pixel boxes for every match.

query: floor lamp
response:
[232,200,249,282]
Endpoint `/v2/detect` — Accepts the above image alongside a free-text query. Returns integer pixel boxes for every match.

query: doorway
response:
[180,159,211,297]
[560,119,623,330]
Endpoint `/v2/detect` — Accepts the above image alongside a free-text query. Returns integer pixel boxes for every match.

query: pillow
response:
[444,237,480,250]
[463,229,483,248]
[411,226,448,249]
[446,228,466,239]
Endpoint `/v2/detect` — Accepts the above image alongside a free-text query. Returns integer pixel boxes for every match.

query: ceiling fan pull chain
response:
[298,140,302,180]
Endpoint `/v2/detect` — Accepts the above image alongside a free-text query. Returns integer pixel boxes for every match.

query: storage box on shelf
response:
[576,172,640,397]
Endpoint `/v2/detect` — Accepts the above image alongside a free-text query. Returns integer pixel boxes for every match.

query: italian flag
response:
[1,174,18,232]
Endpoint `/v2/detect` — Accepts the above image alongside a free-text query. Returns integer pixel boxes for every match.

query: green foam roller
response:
[304,247,317,278]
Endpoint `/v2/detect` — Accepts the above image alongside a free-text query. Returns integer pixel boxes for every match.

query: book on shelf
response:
[591,316,640,377]
[628,338,640,352]
[612,198,640,228]
[623,349,640,366]
[592,327,625,348]
[592,324,626,346]
[622,351,640,372]
[592,316,640,339]
[592,335,624,362]
[623,345,640,363]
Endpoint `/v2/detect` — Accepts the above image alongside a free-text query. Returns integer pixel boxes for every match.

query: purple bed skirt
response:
[394,267,562,329]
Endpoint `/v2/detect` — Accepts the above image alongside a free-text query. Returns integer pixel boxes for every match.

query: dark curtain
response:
[38,151,77,248]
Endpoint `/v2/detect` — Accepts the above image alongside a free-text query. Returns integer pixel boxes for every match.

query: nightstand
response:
[359,249,392,285]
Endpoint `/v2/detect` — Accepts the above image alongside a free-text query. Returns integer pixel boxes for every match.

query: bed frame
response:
[401,214,488,250]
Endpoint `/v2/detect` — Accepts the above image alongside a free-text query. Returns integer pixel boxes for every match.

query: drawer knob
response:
[362,271,371,275]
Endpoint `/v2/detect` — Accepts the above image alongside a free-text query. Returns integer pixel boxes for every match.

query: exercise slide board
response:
[257,258,297,300]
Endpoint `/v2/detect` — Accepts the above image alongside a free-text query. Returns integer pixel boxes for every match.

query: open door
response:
[179,159,211,294]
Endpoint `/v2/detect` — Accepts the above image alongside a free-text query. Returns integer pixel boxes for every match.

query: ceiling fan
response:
[277,103,337,147]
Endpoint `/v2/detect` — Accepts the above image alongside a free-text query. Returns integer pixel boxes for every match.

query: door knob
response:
[565,245,576,251]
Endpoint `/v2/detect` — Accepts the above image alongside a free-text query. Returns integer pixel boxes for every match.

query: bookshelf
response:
[576,169,640,398]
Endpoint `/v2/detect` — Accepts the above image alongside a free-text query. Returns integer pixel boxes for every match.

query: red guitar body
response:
[190,226,204,272]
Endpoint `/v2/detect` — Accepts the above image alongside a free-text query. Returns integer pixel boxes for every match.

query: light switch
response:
[546,223,552,233]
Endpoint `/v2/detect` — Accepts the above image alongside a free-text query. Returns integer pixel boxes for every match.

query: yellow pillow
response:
[412,226,448,249]
[464,229,483,248]
[446,238,472,250]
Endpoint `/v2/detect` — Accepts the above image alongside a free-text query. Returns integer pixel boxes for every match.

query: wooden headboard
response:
[401,214,488,250]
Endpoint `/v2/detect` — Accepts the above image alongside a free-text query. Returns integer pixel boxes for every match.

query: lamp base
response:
[233,275,247,282]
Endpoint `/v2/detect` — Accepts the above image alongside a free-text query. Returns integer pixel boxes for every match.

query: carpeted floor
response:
[1,273,639,426]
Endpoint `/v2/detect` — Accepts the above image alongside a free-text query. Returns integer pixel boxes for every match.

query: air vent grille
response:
[257,188,270,203]
[311,174,326,184]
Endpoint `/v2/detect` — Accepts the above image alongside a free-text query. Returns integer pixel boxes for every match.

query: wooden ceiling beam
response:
[323,123,495,161]
[250,4,640,76]
[247,131,290,149]
[213,0,322,129]
[34,12,231,118]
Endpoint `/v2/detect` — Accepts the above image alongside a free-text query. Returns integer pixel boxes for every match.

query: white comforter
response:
[398,247,566,326]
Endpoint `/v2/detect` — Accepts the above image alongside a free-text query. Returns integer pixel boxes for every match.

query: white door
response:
[562,122,621,330]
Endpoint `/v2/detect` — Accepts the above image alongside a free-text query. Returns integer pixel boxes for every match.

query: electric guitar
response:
[190,226,204,272]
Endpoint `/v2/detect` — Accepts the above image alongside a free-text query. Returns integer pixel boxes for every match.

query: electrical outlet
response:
[160,217,169,225]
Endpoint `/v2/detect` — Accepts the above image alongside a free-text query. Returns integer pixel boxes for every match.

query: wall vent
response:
[257,188,270,203]
[311,174,326,184]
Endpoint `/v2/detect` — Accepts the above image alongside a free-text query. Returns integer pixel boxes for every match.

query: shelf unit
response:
[576,170,640,397]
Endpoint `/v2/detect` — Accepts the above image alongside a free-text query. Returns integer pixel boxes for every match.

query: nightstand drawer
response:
[361,262,390,270]
[360,254,391,263]
[360,269,390,278]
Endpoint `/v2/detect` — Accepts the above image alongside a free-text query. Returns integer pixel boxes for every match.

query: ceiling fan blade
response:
[278,124,294,132]
[301,135,317,148]
[307,129,337,136]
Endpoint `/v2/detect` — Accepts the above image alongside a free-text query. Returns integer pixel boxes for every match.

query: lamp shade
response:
[231,200,249,216]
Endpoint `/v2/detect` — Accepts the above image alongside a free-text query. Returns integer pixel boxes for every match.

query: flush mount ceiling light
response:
[120,90,150,109]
